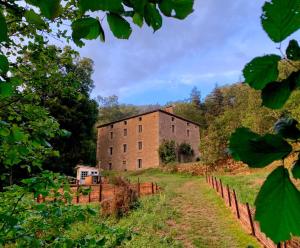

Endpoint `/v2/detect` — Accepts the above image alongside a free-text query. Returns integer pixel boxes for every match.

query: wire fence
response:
[206,174,300,248]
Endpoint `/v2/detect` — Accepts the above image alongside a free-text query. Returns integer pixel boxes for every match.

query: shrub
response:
[158,140,177,164]
[178,142,194,156]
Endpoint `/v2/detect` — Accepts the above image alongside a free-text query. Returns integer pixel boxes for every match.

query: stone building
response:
[96,107,200,171]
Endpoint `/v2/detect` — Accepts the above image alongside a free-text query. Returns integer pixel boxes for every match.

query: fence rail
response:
[206,175,300,248]
[37,179,159,204]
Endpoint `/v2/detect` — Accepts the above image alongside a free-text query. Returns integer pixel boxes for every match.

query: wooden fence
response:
[206,175,300,248]
[37,179,159,204]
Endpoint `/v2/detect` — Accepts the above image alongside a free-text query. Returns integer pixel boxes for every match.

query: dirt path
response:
[135,172,261,248]
[170,178,261,247]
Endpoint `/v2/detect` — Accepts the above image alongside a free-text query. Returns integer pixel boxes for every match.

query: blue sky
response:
[75,0,297,105]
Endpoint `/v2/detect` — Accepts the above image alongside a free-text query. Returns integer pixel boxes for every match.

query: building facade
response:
[96,108,200,171]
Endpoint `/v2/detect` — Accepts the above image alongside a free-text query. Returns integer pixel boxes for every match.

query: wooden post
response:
[227,185,231,207]
[77,185,80,203]
[137,178,140,197]
[219,179,224,198]
[246,203,255,236]
[215,177,219,192]
[89,186,91,203]
[151,182,154,194]
[233,189,240,219]
[99,182,102,202]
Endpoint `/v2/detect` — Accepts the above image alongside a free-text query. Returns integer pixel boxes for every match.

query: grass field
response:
[69,169,262,247]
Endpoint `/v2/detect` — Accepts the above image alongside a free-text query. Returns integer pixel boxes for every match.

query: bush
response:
[178,142,194,156]
[158,140,177,164]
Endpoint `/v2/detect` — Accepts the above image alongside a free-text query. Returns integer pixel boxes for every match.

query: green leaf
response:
[159,0,194,19]
[286,39,300,60]
[0,11,8,42]
[0,82,13,98]
[25,10,46,28]
[243,55,281,90]
[72,18,103,46]
[292,158,300,179]
[78,0,123,13]
[255,166,300,242]
[261,81,291,109]
[261,0,300,43]
[131,0,147,14]
[38,0,61,20]
[133,12,143,27]
[229,127,292,168]
[0,127,10,137]
[0,55,9,74]
[274,117,300,140]
[144,3,162,32]
[107,13,132,39]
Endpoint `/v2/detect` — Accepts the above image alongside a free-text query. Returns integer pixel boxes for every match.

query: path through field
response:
[125,170,261,248]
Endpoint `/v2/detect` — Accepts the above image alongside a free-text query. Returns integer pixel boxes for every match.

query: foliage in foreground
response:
[229,0,300,243]
[0,171,131,247]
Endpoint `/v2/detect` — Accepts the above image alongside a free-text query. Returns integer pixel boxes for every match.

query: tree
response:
[97,95,140,125]
[190,86,201,107]
[229,0,300,243]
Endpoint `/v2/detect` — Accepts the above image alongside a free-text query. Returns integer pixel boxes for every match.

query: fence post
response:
[89,186,92,203]
[99,181,102,202]
[246,203,255,236]
[215,177,219,192]
[137,178,140,197]
[77,185,80,204]
[233,189,240,219]
[151,182,154,194]
[227,185,231,207]
[219,179,224,198]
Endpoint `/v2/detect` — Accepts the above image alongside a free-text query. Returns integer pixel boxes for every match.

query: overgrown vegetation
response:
[158,140,177,164]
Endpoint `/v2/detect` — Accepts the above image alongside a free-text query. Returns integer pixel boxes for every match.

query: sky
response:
[74,0,296,105]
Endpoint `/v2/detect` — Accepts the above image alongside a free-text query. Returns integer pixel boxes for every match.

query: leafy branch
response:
[229,0,300,243]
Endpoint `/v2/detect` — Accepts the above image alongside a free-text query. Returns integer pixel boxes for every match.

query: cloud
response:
[74,0,291,104]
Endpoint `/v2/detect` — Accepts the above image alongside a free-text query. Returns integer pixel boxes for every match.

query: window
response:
[172,125,175,133]
[109,163,112,170]
[172,117,175,121]
[124,128,127,136]
[80,171,88,180]
[139,117,142,121]
[138,141,143,150]
[124,120,127,125]
[123,144,127,153]
[187,130,190,137]
[138,125,142,133]
[110,132,113,139]
[109,147,113,155]
[137,159,142,169]
[110,124,114,129]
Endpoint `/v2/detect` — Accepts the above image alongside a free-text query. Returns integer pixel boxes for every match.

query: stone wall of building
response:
[97,112,160,171]
[158,111,200,162]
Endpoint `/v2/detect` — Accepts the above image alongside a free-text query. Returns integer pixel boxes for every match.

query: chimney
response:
[164,105,174,114]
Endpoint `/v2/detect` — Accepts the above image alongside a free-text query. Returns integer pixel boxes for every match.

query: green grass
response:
[217,171,269,206]
[67,169,261,247]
